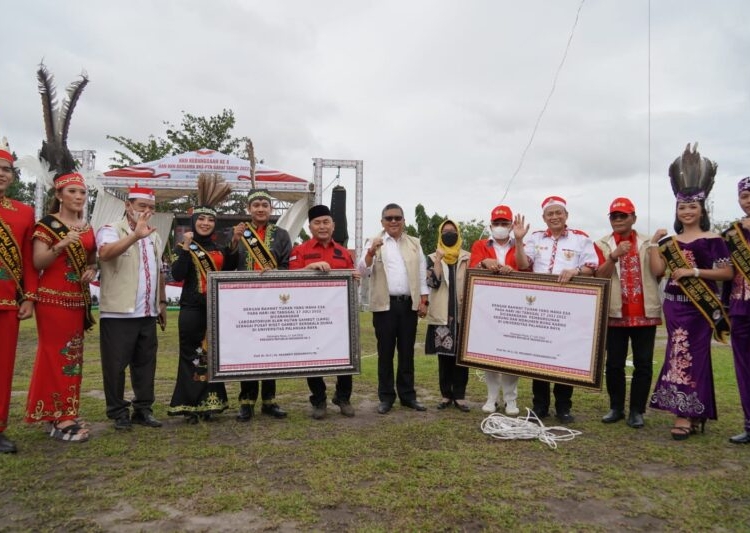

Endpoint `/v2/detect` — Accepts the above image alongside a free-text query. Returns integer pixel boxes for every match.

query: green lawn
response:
[2,310,749,532]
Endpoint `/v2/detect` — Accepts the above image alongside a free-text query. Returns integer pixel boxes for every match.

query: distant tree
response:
[6,177,35,204]
[458,219,487,251]
[107,109,250,169]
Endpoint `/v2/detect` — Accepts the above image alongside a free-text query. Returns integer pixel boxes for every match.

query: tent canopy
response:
[100,148,313,203]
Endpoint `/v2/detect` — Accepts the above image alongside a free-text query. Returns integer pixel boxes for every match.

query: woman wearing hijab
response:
[167,174,237,423]
[425,219,472,411]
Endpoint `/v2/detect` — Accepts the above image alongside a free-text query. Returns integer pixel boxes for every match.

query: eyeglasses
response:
[383,216,403,222]
[609,212,630,221]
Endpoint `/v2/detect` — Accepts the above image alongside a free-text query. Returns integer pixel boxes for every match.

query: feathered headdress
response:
[16,62,89,190]
[668,142,717,203]
[193,173,232,217]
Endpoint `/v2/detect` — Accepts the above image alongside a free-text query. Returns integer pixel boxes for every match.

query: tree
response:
[6,176,35,204]
[458,219,487,251]
[107,109,249,168]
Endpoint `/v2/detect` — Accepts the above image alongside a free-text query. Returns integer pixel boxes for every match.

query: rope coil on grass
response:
[480,409,582,450]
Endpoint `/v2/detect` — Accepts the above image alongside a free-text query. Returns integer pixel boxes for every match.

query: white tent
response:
[91,149,314,255]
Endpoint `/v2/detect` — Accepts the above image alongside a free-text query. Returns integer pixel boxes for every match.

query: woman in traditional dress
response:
[425,220,472,411]
[25,172,97,442]
[649,144,734,440]
[167,174,237,423]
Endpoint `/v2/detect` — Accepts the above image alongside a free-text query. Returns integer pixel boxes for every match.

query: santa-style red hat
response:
[128,185,155,201]
[541,196,566,211]
[0,137,13,164]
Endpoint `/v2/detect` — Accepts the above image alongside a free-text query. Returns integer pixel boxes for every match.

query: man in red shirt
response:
[469,205,528,415]
[289,205,360,419]
[0,139,38,453]
[595,197,662,429]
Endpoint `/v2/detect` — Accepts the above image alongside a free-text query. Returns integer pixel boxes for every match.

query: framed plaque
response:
[458,270,610,390]
[206,270,360,381]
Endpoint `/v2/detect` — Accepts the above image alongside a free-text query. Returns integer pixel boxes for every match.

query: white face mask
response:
[491,225,510,241]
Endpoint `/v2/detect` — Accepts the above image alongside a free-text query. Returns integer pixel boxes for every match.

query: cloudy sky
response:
[3,0,749,243]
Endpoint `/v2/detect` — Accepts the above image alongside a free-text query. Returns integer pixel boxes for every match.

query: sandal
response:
[670,418,692,441]
[437,400,453,410]
[50,421,90,443]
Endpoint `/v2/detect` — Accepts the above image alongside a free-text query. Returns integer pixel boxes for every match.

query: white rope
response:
[480,409,582,450]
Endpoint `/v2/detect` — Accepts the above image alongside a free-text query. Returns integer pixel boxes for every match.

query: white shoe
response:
[481,401,497,414]
[505,401,520,416]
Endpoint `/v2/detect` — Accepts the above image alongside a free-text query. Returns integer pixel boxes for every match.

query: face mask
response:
[491,226,510,240]
[441,232,459,247]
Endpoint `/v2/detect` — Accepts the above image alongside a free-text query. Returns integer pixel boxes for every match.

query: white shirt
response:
[523,227,599,275]
[358,233,429,296]
[96,224,159,319]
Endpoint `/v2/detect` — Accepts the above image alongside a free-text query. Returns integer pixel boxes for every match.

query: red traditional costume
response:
[24,213,96,424]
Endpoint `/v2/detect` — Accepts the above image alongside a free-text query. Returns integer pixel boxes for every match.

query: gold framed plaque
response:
[206,270,360,381]
[458,270,610,390]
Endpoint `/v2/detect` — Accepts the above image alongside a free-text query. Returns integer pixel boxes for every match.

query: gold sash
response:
[37,215,96,330]
[723,221,750,286]
[659,236,730,343]
[239,223,277,270]
[186,241,218,294]
[0,214,24,302]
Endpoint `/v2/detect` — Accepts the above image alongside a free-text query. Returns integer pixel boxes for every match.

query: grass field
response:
[2,310,750,532]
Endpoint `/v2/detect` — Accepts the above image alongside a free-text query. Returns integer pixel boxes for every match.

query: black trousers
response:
[100,317,158,419]
[605,325,657,414]
[373,297,418,405]
[307,375,353,406]
[438,353,468,400]
[532,380,573,414]
[238,380,276,404]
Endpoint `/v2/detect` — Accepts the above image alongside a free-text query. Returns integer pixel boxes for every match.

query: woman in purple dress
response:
[648,188,733,440]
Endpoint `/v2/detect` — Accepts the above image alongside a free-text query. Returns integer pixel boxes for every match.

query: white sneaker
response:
[481,401,497,414]
[505,401,520,416]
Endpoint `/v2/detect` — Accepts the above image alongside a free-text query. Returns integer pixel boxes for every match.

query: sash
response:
[186,241,218,294]
[723,222,750,286]
[239,223,277,270]
[659,236,730,343]
[37,215,96,330]
[0,214,24,302]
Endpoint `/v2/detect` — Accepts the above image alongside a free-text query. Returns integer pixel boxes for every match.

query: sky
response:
[3,0,750,244]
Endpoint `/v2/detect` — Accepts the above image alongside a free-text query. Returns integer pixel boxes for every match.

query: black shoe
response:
[454,401,471,412]
[626,412,644,429]
[437,400,453,410]
[0,433,17,454]
[261,403,287,419]
[113,414,132,431]
[332,397,355,417]
[132,411,162,428]
[532,405,549,419]
[185,414,199,425]
[236,404,254,421]
[601,409,625,424]
[556,411,575,424]
[401,400,427,411]
[377,402,393,415]
[729,431,750,444]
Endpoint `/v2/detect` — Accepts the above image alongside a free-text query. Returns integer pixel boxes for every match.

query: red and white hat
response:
[128,185,155,201]
[0,137,13,164]
[490,205,513,221]
[541,195,566,211]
